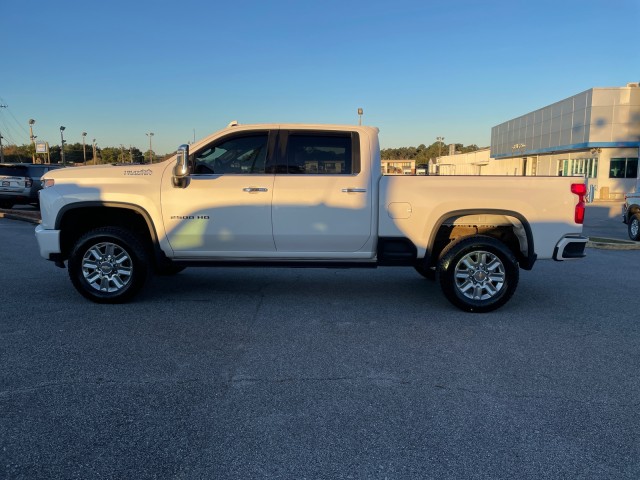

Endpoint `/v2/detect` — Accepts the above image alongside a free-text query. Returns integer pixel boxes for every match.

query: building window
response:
[609,158,638,179]
[560,158,598,178]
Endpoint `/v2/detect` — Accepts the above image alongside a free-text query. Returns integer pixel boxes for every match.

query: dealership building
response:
[431,82,640,200]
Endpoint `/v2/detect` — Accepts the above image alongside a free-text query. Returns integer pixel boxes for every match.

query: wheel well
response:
[628,204,640,220]
[427,214,529,269]
[58,206,157,262]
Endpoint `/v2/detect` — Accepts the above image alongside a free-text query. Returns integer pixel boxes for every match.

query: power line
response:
[0,96,31,144]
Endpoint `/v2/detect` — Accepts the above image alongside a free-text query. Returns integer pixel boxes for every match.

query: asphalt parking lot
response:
[1,208,639,479]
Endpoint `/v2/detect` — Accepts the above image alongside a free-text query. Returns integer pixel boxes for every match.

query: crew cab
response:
[35,123,588,312]
[622,191,640,241]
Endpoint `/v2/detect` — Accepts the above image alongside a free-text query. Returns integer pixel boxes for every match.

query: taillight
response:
[571,183,586,224]
[25,177,33,187]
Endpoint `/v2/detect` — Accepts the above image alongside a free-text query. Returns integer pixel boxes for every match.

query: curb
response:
[0,212,41,225]
[587,237,640,250]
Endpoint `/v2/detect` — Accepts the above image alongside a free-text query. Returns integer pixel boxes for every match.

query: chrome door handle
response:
[243,187,268,193]
[342,188,367,193]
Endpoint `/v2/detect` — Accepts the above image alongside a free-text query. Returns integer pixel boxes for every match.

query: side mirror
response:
[172,144,190,188]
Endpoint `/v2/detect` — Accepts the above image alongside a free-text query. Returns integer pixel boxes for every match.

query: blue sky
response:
[1,0,638,154]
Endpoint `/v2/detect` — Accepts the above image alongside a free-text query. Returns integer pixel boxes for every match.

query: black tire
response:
[68,227,151,303]
[0,200,14,209]
[628,213,640,241]
[438,235,519,313]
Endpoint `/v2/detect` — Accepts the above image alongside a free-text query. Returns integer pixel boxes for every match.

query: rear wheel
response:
[628,213,640,241]
[438,235,519,313]
[68,227,150,303]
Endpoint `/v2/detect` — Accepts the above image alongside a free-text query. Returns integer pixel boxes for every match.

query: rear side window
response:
[283,134,359,174]
[0,166,27,177]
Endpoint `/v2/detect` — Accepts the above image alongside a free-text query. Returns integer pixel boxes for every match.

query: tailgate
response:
[0,175,26,192]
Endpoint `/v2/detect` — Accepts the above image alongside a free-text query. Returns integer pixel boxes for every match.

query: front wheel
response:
[438,235,519,313]
[628,213,640,241]
[68,227,150,303]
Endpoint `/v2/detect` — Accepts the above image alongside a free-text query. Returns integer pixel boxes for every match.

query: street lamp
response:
[436,136,445,157]
[29,119,36,163]
[82,132,87,165]
[0,104,6,162]
[146,132,154,164]
[357,108,363,126]
[60,126,66,166]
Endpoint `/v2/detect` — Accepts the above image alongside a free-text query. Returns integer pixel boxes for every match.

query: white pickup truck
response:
[36,123,588,312]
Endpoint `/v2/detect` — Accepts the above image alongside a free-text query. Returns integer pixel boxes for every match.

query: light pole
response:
[357,108,363,126]
[29,119,36,163]
[0,104,5,162]
[436,136,445,157]
[146,132,154,164]
[82,132,87,165]
[60,126,66,166]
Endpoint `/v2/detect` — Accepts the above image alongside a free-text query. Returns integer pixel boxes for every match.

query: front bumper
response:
[35,225,61,260]
[553,235,588,261]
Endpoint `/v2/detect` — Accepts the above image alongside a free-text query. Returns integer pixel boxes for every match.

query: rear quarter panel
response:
[379,175,584,259]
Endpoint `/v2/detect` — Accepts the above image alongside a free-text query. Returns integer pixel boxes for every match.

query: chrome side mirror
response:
[172,144,190,188]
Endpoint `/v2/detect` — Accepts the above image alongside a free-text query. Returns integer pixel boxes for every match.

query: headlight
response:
[42,178,55,188]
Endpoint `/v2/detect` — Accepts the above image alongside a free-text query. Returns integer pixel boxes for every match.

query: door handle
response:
[342,188,367,193]
[243,187,269,193]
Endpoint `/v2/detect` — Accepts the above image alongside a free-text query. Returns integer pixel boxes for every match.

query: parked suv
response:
[0,163,64,209]
[622,191,640,241]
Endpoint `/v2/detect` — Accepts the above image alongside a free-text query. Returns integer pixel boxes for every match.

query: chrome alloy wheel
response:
[81,241,133,293]
[454,250,506,301]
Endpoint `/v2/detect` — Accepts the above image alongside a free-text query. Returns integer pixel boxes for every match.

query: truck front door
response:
[161,131,276,256]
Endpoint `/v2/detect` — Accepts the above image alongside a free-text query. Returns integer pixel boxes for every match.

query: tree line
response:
[2,140,483,165]
[381,141,483,163]
[1,143,170,165]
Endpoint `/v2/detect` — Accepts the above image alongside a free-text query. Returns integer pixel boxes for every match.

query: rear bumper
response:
[553,235,588,261]
[35,225,61,260]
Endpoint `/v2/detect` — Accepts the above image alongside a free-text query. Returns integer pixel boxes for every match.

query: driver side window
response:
[193,134,268,174]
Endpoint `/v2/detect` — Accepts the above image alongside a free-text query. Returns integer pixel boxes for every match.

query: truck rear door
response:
[270,130,373,254]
